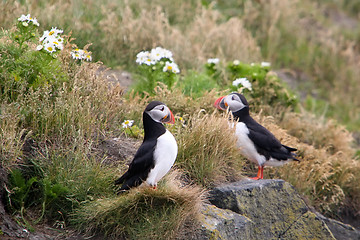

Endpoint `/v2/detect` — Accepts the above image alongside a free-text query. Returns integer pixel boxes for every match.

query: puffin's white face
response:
[223,94,247,112]
[146,104,175,124]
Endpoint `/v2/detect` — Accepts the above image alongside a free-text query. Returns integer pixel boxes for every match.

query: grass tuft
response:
[176,113,244,187]
[72,170,205,240]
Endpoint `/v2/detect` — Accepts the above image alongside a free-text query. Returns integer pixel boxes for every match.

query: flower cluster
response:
[70,48,92,61]
[136,47,179,74]
[37,27,64,54]
[232,78,252,91]
[261,61,271,67]
[18,14,40,27]
[207,58,219,64]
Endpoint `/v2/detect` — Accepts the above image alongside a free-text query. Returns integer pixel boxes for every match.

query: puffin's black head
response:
[214,93,249,113]
[144,101,175,124]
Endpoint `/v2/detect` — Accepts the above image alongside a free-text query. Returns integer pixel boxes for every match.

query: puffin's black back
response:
[115,101,167,191]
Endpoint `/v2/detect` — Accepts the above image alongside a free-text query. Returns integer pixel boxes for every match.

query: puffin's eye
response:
[232,96,235,101]
[160,106,165,111]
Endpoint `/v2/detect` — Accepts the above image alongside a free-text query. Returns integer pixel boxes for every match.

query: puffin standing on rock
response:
[115,101,177,193]
[214,93,298,180]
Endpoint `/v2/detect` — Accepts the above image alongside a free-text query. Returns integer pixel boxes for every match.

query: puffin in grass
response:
[115,101,177,193]
[214,93,298,180]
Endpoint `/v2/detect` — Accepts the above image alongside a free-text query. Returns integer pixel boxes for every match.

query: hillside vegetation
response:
[1,0,360,238]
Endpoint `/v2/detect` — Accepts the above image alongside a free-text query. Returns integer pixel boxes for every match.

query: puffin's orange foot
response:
[251,166,264,180]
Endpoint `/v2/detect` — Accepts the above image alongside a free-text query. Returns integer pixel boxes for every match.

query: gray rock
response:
[315,212,360,240]
[206,179,336,240]
[199,204,253,239]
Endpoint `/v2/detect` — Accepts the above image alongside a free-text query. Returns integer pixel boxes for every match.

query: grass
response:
[176,113,244,187]
[1,0,360,237]
[72,171,204,239]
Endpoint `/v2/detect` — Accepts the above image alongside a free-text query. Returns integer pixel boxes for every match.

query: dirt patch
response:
[94,135,141,165]
[96,66,134,90]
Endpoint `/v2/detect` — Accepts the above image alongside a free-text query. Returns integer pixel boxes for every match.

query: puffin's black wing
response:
[115,140,156,190]
[246,118,297,161]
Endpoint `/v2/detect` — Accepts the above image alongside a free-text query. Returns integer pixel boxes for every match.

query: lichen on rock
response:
[200,179,336,240]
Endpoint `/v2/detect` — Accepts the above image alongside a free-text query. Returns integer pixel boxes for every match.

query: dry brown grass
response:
[73,170,205,239]
[253,113,360,216]
[280,110,356,155]
[175,113,244,187]
[99,3,261,69]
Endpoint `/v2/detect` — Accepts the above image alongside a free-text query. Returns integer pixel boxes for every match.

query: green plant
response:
[226,61,298,112]
[5,167,69,229]
[121,119,144,139]
[178,70,218,98]
[131,47,180,95]
[0,15,69,102]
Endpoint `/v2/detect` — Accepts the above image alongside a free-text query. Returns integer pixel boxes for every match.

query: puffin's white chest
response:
[232,122,267,166]
[146,130,178,186]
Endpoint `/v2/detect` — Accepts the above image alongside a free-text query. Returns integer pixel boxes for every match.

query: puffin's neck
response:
[143,112,166,140]
[232,107,250,122]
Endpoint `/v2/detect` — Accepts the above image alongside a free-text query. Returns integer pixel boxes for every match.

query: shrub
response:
[226,61,298,112]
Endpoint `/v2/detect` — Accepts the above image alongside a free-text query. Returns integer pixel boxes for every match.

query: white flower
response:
[85,53,92,61]
[18,14,39,27]
[122,120,134,128]
[71,51,81,60]
[39,28,64,54]
[22,22,28,27]
[150,47,173,62]
[48,27,63,36]
[39,30,51,42]
[207,58,219,64]
[232,78,252,91]
[136,51,155,65]
[36,45,43,51]
[44,42,56,53]
[261,61,271,67]
[18,14,29,22]
[31,18,40,27]
[70,48,92,61]
[233,60,240,65]
[163,61,180,74]
[136,47,174,65]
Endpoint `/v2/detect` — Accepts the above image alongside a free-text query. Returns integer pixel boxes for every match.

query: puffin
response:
[115,101,178,192]
[214,93,298,180]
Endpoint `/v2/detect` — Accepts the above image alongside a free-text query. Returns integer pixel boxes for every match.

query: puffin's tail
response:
[282,145,300,161]
[114,172,128,185]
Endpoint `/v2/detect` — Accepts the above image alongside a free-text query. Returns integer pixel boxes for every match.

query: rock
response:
[199,204,253,239]
[203,179,336,240]
[315,212,360,240]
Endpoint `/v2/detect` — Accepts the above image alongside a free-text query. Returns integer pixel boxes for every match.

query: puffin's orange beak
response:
[162,109,175,124]
[214,96,226,110]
